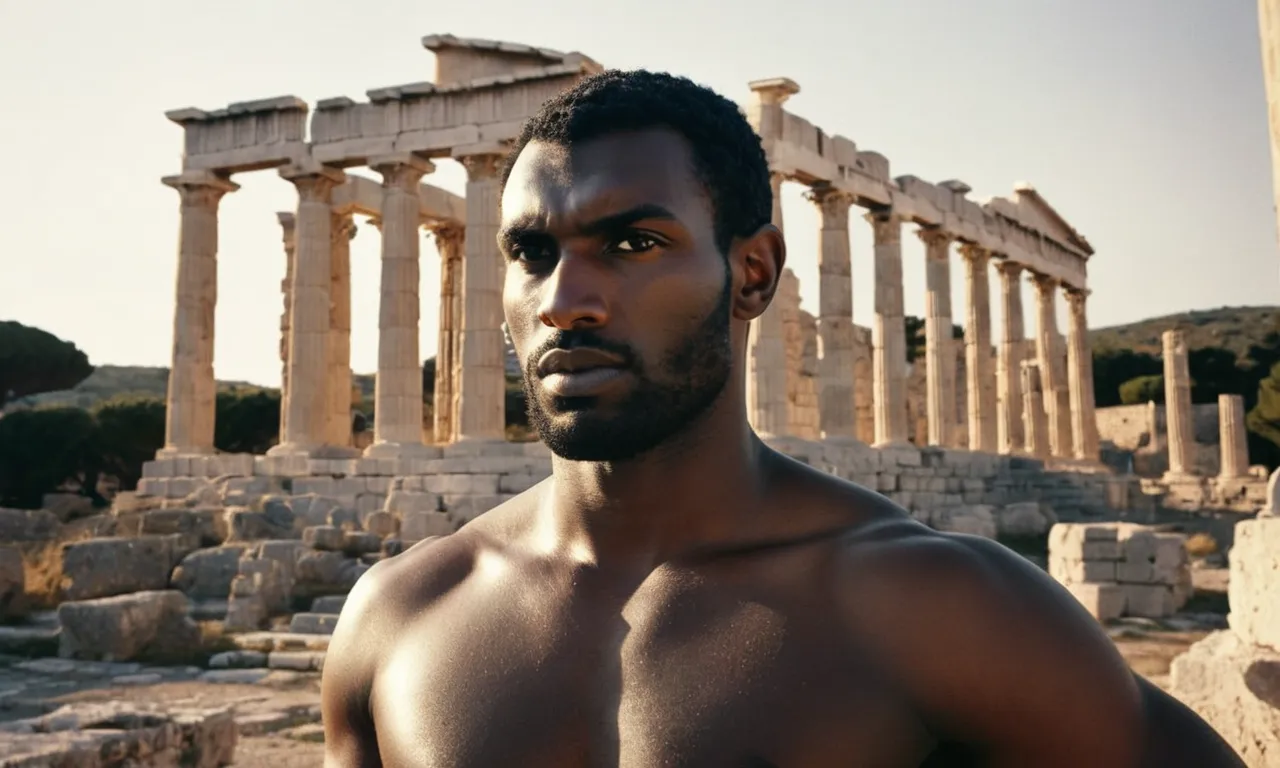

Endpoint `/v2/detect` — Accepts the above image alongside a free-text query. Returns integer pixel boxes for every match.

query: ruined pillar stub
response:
[867,209,909,446]
[326,212,356,452]
[1021,359,1051,460]
[455,153,508,443]
[365,154,434,457]
[1218,393,1249,479]
[432,225,464,444]
[746,171,789,438]
[158,170,239,458]
[919,227,955,448]
[1162,329,1196,478]
[806,185,857,440]
[276,211,296,440]
[271,162,345,457]
[960,244,997,453]
[1065,287,1100,461]
[995,261,1026,455]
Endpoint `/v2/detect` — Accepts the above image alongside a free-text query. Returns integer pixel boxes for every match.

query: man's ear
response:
[732,223,786,321]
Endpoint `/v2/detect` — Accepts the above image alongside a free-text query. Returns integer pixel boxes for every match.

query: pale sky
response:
[1,0,1276,387]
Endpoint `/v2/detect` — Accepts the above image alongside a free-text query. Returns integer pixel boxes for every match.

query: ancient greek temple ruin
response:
[152,34,1101,475]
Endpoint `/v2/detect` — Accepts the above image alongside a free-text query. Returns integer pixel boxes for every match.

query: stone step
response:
[268,649,326,672]
[310,595,346,615]
[0,626,59,657]
[289,612,339,635]
[231,631,331,653]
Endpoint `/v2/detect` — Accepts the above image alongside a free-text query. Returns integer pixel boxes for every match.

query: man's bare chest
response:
[367,579,934,767]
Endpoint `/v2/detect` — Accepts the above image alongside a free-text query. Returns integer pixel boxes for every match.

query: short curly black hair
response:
[500,69,772,255]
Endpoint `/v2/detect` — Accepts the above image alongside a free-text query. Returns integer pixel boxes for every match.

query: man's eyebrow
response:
[498,204,679,250]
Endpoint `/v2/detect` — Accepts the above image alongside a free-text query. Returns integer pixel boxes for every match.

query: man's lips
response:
[536,348,627,377]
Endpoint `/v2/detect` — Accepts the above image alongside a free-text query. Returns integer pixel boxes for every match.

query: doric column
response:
[1064,287,1100,461]
[271,163,344,456]
[867,209,908,446]
[1163,329,1196,478]
[365,155,433,457]
[960,245,996,452]
[1219,393,1249,478]
[432,224,464,444]
[806,185,856,439]
[455,153,507,442]
[995,261,1026,455]
[158,171,238,458]
[1021,360,1051,460]
[1031,273,1070,457]
[276,212,295,440]
[327,212,356,450]
[746,171,789,437]
[918,227,955,447]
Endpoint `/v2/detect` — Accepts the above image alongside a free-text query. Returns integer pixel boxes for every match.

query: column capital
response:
[805,184,854,223]
[957,242,992,264]
[458,152,505,182]
[916,226,953,249]
[1029,271,1059,292]
[993,259,1024,277]
[1063,285,1091,302]
[162,170,239,207]
[331,211,357,242]
[370,153,435,190]
[280,162,345,202]
[430,222,465,246]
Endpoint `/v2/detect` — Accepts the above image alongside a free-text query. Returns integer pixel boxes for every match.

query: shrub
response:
[0,321,93,407]
[0,407,102,509]
[215,388,281,455]
[1118,374,1165,405]
[93,395,166,491]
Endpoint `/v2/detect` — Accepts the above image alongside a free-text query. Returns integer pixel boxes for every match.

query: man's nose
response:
[536,254,610,331]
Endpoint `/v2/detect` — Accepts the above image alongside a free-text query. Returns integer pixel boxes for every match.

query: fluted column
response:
[157,171,238,457]
[806,185,856,439]
[1021,360,1051,460]
[1032,273,1070,458]
[746,171,789,437]
[867,209,908,446]
[456,153,507,442]
[960,245,996,452]
[326,212,356,451]
[1163,329,1196,478]
[276,212,296,440]
[996,261,1026,454]
[432,224,464,444]
[918,227,955,447]
[364,155,432,457]
[1064,287,1100,461]
[1219,393,1249,478]
[272,163,345,456]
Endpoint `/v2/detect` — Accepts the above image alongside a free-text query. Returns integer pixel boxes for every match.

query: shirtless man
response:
[322,70,1243,766]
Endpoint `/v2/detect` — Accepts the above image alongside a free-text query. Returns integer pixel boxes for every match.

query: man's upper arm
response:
[321,559,390,768]
[841,527,1243,766]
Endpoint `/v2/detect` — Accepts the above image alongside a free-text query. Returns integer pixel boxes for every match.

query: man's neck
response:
[537,396,774,572]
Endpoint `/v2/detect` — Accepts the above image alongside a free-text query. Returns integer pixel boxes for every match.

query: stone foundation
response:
[1047,522,1190,620]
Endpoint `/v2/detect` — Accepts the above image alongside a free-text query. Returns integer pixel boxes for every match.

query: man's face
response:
[499,129,734,462]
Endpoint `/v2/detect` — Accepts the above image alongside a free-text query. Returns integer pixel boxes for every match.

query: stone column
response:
[326,212,356,451]
[276,212,295,440]
[272,163,345,456]
[918,227,955,447]
[1021,360,1051,460]
[158,171,238,458]
[1219,393,1249,479]
[455,153,507,442]
[432,224,464,444]
[995,261,1026,455]
[960,245,997,452]
[365,155,433,457]
[806,185,856,439]
[867,210,909,446]
[1163,329,1196,478]
[1032,273,1069,458]
[1064,287,1100,461]
[746,171,789,437]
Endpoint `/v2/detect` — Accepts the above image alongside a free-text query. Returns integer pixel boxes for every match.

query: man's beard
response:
[521,274,734,462]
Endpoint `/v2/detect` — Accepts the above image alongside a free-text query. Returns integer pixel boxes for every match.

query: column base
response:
[1162,471,1204,485]
[363,440,437,460]
[266,441,318,458]
[872,440,915,450]
[155,445,216,460]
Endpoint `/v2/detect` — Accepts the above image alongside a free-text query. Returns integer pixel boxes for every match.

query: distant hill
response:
[1090,305,1280,359]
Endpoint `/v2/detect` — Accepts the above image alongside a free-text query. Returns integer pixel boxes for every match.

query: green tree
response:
[1247,362,1280,455]
[0,321,94,408]
[93,395,166,491]
[1119,374,1165,406]
[214,388,281,454]
[904,316,964,364]
[1187,346,1242,404]
[0,407,102,509]
[1092,347,1162,408]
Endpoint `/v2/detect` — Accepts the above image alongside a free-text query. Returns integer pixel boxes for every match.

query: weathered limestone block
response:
[312,594,346,614]
[0,507,59,541]
[1170,630,1280,765]
[58,590,201,662]
[60,536,185,602]
[226,503,297,542]
[343,531,381,556]
[363,510,398,538]
[209,649,267,668]
[1048,523,1187,619]
[268,649,326,671]
[0,545,26,618]
[401,510,457,542]
[1065,582,1125,622]
[995,501,1056,537]
[1124,583,1174,618]
[41,492,96,523]
[931,506,997,539]
[141,506,227,545]
[170,545,248,600]
[1228,517,1280,651]
[293,550,366,599]
[290,612,339,635]
[303,525,345,551]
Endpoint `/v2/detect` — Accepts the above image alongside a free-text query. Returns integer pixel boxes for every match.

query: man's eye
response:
[512,244,554,263]
[610,234,659,254]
